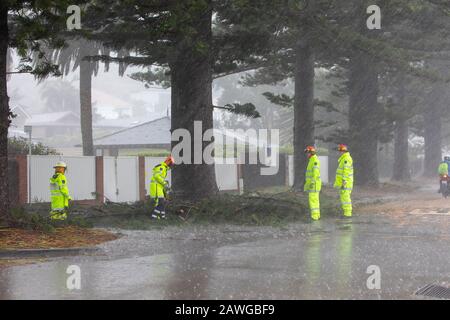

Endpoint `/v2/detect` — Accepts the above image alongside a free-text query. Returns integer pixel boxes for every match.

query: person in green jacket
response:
[438,157,449,194]
[334,144,354,217]
[150,155,175,219]
[49,161,71,221]
[304,146,322,221]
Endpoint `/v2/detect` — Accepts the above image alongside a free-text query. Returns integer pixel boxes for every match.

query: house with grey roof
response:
[24,111,81,139]
[94,116,171,156]
[93,116,278,158]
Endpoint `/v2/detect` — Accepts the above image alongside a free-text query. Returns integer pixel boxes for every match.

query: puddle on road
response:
[409,209,450,215]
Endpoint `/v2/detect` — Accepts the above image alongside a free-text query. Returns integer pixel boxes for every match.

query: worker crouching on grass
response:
[304,146,322,221]
[49,161,72,221]
[150,155,175,219]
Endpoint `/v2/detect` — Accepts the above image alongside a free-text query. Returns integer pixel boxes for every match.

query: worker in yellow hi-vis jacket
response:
[334,144,354,217]
[49,161,71,220]
[304,146,322,221]
[149,155,175,219]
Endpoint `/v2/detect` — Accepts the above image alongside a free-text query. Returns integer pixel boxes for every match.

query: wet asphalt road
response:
[1,202,450,299]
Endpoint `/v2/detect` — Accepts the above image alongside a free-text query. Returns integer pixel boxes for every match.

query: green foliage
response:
[129,67,171,89]
[221,103,261,118]
[8,137,58,156]
[8,206,92,233]
[87,191,340,229]
[7,0,87,79]
[263,92,294,108]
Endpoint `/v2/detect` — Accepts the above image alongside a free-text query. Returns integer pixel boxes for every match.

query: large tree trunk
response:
[0,4,10,221]
[392,118,410,181]
[348,52,380,186]
[423,85,443,177]
[292,37,315,190]
[392,75,410,181]
[79,45,94,156]
[170,2,218,200]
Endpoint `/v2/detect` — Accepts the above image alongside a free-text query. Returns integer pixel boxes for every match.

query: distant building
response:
[8,105,31,138]
[24,111,81,139]
[94,116,171,156]
[10,104,31,129]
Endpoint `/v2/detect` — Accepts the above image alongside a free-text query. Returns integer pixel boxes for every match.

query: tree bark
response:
[170,2,218,200]
[392,76,410,181]
[348,52,380,186]
[292,38,315,190]
[392,118,410,181]
[423,85,443,177]
[0,4,10,221]
[79,44,94,156]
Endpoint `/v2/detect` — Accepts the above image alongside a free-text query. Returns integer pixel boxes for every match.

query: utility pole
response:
[24,125,32,203]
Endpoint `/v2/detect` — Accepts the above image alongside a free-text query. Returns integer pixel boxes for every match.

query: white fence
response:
[144,157,238,193]
[104,156,140,202]
[27,155,332,204]
[28,155,96,203]
[26,155,239,203]
[215,160,239,191]
[288,155,329,186]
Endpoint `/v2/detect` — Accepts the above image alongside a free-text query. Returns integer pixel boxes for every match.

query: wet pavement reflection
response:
[1,211,450,299]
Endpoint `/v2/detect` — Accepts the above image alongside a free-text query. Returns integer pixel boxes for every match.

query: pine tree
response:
[0,0,80,222]
[79,0,277,199]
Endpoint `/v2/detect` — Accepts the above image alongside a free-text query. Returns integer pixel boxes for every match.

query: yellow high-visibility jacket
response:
[438,162,448,175]
[304,154,321,192]
[150,162,169,198]
[334,152,354,191]
[50,173,71,210]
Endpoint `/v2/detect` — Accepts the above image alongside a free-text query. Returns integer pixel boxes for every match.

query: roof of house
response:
[11,104,32,119]
[93,115,163,129]
[93,116,278,149]
[25,111,80,127]
[93,116,171,148]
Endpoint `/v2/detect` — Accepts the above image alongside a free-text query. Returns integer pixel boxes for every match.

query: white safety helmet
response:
[53,161,67,168]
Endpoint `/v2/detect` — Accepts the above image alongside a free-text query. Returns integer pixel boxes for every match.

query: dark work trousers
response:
[152,197,167,219]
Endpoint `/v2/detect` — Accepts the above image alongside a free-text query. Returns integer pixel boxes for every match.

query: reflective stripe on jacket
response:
[50,173,70,210]
[334,152,354,190]
[304,154,321,192]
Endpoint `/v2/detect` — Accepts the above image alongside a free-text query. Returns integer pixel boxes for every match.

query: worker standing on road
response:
[304,146,321,221]
[150,155,175,219]
[49,161,71,221]
[334,144,354,217]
